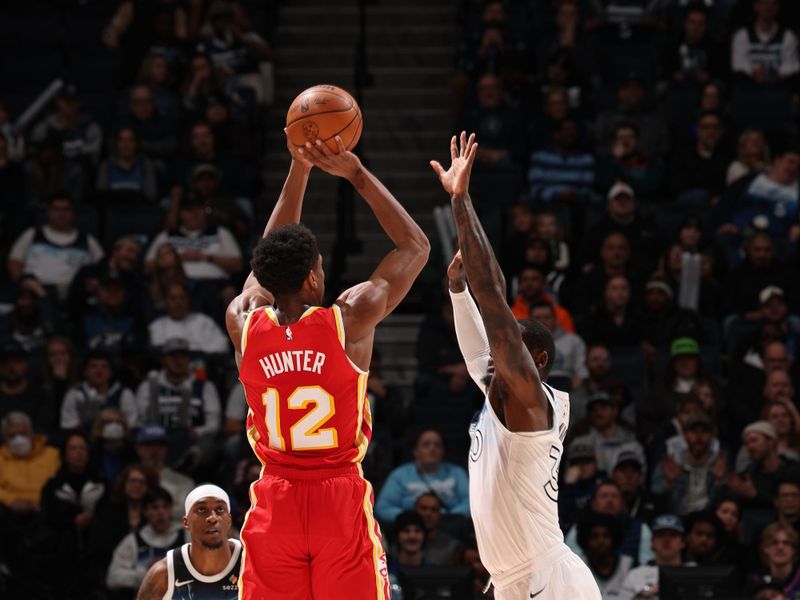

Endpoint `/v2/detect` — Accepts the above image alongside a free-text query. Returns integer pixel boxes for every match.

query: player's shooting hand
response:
[302,137,361,180]
[430,131,478,197]
[284,128,313,171]
[447,251,466,293]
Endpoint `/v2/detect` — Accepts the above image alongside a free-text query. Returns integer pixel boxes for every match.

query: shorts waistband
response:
[490,544,572,589]
[262,464,360,480]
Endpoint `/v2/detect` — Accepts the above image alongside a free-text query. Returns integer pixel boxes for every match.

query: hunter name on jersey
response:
[257,349,327,379]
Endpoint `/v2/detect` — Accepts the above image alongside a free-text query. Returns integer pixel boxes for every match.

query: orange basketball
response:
[285,84,363,153]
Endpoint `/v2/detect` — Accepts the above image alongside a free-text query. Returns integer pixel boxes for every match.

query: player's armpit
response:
[136,559,168,600]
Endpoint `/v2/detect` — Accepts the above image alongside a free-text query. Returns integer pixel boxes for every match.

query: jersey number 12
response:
[262,386,339,451]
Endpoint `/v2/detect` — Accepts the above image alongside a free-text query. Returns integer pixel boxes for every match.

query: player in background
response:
[136,484,241,600]
[431,133,601,600]
[225,134,430,599]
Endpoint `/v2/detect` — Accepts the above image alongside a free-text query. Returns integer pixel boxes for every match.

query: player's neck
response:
[189,540,233,575]
[274,297,313,324]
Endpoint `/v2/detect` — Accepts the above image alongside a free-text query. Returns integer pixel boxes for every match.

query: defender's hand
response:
[447,250,466,293]
[430,131,478,197]
[302,136,361,180]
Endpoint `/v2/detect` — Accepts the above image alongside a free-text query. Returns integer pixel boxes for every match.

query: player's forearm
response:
[349,166,429,261]
[450,192,506,304]
[450,288,491,389]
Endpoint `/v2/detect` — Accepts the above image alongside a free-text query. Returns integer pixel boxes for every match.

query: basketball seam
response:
[286,105,357,126]
[345,114,363,149]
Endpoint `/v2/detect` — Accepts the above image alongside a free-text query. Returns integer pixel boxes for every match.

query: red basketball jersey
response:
[238,305,372,469]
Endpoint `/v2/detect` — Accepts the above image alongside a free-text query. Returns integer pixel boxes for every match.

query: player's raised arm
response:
[302,137,430,343]
[431,132,549,431]
[136,559,168,600]
[225,133,313,358]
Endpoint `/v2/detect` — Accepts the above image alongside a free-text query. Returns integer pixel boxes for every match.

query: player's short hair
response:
[517,319,555,379]
[143,486,173,508]
[250,224,320,297]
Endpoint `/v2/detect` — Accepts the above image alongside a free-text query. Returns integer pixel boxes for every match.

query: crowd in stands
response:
[2,0,800,599]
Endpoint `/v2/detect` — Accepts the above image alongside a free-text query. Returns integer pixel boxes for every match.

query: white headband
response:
[184,484,230,516]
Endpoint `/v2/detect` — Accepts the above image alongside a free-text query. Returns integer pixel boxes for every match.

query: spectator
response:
[41,335,80,418]
[145,194,242,315]
[147,281,229,353]
[30,84,103,166]
[181,53,234,125]
[576,512,634,597]
[670,111,731,200]
[571,391,643,476]
[0,411,59,512]
[500,203,537,282]
[661,6,725,89]
[595,122,666,203]
[618,515,686,600]
[570,343,615,426]
[652,414,728,515]
[727,129,771,184]
[387,510,433,577]
[105,487,183,597]
[560,441,605,531]
[529,87,571,151]
[531,299,587,391]
[7,193,104,299]
[0,277,49,353]
[135,339,221,471]
[39,432,105,596]
[511,264,575,332]
[640,276,705,352]
[653,395,710,463]
[774,479,800,536]
[576,274,643,347]
[527,117,595,206]
[95,127,158,202]
[535,210,571,273]
[116,85,178,163]
[682,510,723,564]
[169,121,242,197]
[147,243,188,315]
[0,342,51,436]
[132,423,194,521]
[128,52,179,120]
[375,428,470,523]
[23,133,86,205]
[594,77,670,159]
[746,523,800,597]
[89,407,137,486]
[80,272,142,353]
[195,1,273,107]
[414,492,459,566]
[731,0,799,88]
[536,0,595,82]
[610,451,663,523]
[730,421,800,511]
[60,350,138,432]
[713,497,748,566]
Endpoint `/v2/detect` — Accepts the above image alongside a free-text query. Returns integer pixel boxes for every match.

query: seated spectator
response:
[731,363,796,452]
[511,264,574,332]
[106,487,183,597]
[570,343,616,426]
[81,272,143,353]
[124,52,180,120]
[30,84,103,167]
[594,77,670,159]
[7,193,104,299]
[757,287,800,354]
[88,407,138,486]
[660,5,725,90]
[41,335,80,418]
[116,85,178,163]
[560,441,605,531]
[682,510,724,564]
[147,243,188,315]
[765,400,800,463]
[40,432,106,594]
[527,117,595,206]
[500,203,537,281]
[652,414,728,515]
[618,515,687,600]
[652,395,710,462]
[577,275,643,347]
[0,411,59,513]
[0,276,50,354]
[535,210,570,273]
[713,497,748,567]
[196,1,273,107]
[729,421,800,512]
[595,122,666,203]
[529,87,571,151]
[576,512,633,596]
[670,111,730,201]
[169,121,243,197]
[95,127,158,202]
[774,479,800,537]
[414,492,459,566]
[145,194,242,316]
[181,53,234,125]
[746,523,800,597]
[535,0,595,85]
[455,529,491,598]
[716,147,800,261]
[23,133,86,206]
[135,340,221,471]
[102,1,188,51]
[531,300,587,391]
[571,391,643,474]
[0,342,52,437]
[60,350,138,432]
[727,129,771,185]
[732,0,799,89]
[375,428,470,523]
[640,276,705,354]
[147,281,228,353]
[387,510,433,577]
[610,451,663,523]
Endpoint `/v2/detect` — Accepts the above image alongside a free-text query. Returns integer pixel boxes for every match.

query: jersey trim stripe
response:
[264,306,279,325]
[332,304,346,348]
[237,461,265,600]
[163,548,175,600]
[241,310,257,354]
[354,372,369,463]
[181,540,242,582]
[358,470,389,599]
[301,305,321,320]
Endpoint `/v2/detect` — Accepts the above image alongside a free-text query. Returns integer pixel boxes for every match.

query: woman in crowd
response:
[727,129,770,185]
[147,243,187,315]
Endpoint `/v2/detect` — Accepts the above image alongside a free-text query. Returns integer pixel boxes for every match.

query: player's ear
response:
[535,350,548,372]
[182,515,189,530]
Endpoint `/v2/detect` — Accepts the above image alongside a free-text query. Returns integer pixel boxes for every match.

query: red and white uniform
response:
[237,305,389,600]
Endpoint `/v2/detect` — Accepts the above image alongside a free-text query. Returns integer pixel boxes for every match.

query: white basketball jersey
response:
[468,382,570,578]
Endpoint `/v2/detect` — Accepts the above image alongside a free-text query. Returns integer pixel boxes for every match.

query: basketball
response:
[285,84,363,152]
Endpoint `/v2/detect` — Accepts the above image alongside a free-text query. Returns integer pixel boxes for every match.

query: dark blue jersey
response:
[165,539,241,599]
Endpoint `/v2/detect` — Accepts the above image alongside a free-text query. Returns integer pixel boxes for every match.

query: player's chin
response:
[200,529,224,546]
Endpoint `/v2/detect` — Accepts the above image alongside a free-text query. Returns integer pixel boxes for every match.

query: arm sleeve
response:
[196,382,221,436]
[449,288,491,390]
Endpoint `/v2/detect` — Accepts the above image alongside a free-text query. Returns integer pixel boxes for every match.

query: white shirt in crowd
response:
[145,226,240,280]
[148,313,230,354]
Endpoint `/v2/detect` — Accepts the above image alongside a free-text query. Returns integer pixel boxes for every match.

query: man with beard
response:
[136,484,241,599]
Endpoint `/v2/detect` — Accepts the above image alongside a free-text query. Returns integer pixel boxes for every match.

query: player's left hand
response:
[302,136,362,180]
[430,131,478,197]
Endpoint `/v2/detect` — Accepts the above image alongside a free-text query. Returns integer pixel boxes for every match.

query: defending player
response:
[430,133,601,600]
[136,484,241,600]
[225,135,430,599]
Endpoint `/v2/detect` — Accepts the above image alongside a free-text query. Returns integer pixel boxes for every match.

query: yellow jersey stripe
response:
[241,311,256,354]
[354,373,369,463]
[332,304,346,348]
[264,306,279,325]
[360,475,386,599]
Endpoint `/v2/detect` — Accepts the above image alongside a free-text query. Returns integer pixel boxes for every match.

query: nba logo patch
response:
[285,326,293,341]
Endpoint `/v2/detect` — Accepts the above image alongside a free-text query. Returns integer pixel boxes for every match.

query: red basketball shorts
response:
[238,464,390,600]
